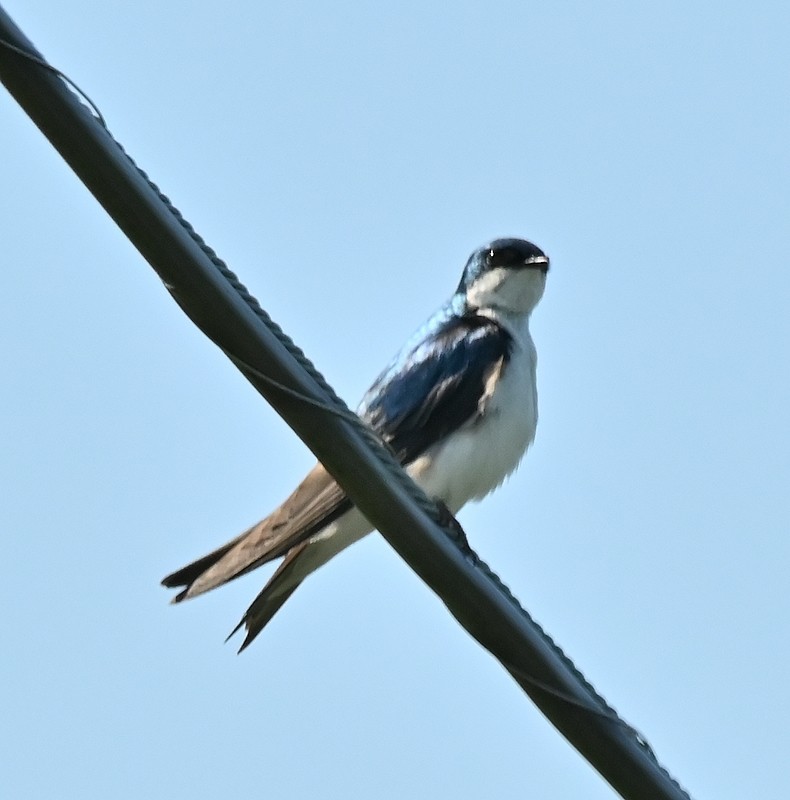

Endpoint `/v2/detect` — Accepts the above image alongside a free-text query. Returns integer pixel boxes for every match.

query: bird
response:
[162,237,550,651]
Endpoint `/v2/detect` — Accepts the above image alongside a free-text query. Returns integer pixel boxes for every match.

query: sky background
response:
[2,2,789,798]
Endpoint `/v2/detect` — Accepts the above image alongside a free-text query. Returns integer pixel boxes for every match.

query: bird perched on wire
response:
[163,237,550,651]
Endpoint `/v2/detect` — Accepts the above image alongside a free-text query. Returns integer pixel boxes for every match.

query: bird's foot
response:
[435,500,473,557]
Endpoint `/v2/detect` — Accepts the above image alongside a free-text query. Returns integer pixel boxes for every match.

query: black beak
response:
[524,255,550,273]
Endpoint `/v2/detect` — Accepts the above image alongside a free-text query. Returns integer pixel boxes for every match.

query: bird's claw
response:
[435,500,473,556]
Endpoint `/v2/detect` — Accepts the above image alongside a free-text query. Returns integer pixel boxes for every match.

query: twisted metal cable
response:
[118,146,690,798]
[111,102,692,800]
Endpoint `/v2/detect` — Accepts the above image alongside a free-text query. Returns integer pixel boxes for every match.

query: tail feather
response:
[161,532,248,598]
[229,542,310,652]
[161,463,349,604]
[162,467,369,648]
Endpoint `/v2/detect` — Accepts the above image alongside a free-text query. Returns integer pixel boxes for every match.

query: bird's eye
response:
[487,247,521,268]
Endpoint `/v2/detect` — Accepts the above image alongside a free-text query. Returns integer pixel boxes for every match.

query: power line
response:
[0,9,693,799]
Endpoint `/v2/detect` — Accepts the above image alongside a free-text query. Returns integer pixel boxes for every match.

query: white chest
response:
[409,330,538,511]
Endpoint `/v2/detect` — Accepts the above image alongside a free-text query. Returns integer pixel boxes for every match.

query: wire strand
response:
[0,35,106,126]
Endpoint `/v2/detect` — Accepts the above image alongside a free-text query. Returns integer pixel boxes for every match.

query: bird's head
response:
[457,238,549,316]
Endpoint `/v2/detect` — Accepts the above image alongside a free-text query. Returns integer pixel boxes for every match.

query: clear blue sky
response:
[2,2,788,798]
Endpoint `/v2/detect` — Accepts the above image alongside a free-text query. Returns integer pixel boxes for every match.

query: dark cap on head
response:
[458,237,549,292]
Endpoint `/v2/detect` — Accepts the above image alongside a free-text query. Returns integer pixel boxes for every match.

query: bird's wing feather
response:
[360,311,512,463]
[162,463,350,601]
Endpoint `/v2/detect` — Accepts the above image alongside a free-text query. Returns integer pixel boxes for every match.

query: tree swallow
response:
[163,237,550,650]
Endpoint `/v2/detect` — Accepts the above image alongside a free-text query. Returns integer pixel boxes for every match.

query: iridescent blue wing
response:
[359,312,512,464]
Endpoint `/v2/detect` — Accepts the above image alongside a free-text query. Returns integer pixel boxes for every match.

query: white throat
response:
[465,267,546,317]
